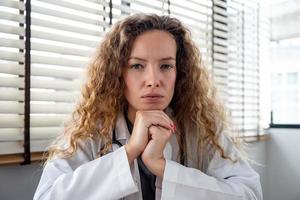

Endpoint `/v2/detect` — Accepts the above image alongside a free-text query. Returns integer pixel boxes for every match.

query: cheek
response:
[124,73,138,95]
[122,73,130,96]
[169,72,177,89]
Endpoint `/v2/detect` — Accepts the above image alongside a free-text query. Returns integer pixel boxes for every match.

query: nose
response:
[145,66,160,88]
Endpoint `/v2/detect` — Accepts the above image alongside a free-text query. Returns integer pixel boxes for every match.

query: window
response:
[220,0,269,136]
[0,0,26,156]
[0,0,267,164]
[269,0,300,126]
[270,38,300,125]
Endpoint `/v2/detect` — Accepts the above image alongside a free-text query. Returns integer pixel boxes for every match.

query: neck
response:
[126,107,136,124]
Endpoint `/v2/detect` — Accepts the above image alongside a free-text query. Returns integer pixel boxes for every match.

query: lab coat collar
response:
[115,113,131,141]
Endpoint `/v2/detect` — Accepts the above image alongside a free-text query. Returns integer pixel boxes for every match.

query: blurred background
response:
[0,0,299,199]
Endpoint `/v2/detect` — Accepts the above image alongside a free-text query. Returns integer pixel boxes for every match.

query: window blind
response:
[169,0,213,70]
[0,0,25,155]
[112,0,213,69]
[29,0,110,153]
[0,0,268,162]
[0,0,110,159]
[111,0,166,23]
[227,0,261,136]
[259,1,270,129]
[211,0,269,136]
[212,0,229,101]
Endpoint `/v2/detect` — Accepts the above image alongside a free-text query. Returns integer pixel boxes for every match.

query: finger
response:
[149,110,174,125]
[148,125,172,140]
[142,111,174,130]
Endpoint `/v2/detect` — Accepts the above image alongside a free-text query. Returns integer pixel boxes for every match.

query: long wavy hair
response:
[46,13,235,169]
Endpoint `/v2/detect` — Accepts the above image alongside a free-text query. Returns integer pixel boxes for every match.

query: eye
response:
[160,64,173,70]
[130,63,144,69]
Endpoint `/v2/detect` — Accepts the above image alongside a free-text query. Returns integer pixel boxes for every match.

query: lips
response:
[141,93,164,103]
[141,93,163,98]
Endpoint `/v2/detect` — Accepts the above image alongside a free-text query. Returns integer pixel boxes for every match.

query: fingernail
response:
[170,123,176,133]
[169,124,174,133]
[173,124,177,132]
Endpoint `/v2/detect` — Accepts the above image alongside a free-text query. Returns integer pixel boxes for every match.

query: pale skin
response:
[122,30,177,178]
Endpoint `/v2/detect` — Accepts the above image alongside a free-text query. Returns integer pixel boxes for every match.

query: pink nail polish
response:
[170,123,176,133]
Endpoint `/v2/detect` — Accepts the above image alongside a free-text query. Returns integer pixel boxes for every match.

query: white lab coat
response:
[33,113,263,200]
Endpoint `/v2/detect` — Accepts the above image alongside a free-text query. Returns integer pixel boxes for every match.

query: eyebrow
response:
[128,56,176,61]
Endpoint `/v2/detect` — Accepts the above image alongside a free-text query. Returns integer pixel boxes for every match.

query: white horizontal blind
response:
[29,0,110,153]
[111,0,165,24]
[212,0,229,101]
[111,0,213,69]
[169,0,213,70]
[0,0,25,154]
[227,0,261,136]
[259,1,270,129]
[0,0,267,157]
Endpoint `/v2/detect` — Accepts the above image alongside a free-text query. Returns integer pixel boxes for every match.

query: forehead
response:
[130,30,177,59]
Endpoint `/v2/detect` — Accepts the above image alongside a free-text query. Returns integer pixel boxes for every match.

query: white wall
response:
[0,162,43,200]
[264,128,300,200]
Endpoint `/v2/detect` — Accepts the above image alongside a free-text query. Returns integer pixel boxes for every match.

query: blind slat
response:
[0,51,24,62]
[0,88,23,101]
[0,77,24,88]
[31,17,105,36]
[0,115,23,128]
[0,0,25,10]
[0,37,25,49]
[0,10,25,23]
[30,139,52,152]
[30,127,62,139]
[31,103,74,114]
[0,141,23,155]
[0,23,25,36]
[31,29,99,48]
[31,4,107,27]
[30,115,68,127]
[31,65,83,79]
[0,128,22,141]
[31,41,93,57]
[31,77,80,90]
[31,90,79,102]
[0,64,24,75]
[0,127,61,141]
[31,54,87,68]
[0,102,24,114]
[37,0,109,15]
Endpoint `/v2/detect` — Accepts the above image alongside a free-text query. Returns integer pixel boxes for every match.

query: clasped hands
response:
[125,110,176,178]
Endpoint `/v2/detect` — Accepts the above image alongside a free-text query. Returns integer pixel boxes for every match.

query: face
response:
[123,30,177,122]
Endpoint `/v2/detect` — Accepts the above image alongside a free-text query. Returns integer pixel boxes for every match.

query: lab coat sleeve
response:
[33,146,138,200]
[161,136,263,200]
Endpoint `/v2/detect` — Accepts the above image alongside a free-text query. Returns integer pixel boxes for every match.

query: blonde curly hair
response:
[46,13,235,169]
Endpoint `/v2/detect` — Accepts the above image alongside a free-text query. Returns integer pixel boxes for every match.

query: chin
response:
[141,104,168,111]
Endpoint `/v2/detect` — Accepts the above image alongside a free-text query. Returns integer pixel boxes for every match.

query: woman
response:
[34,13,262,200]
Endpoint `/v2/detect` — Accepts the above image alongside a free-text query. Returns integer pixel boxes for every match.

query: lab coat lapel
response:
[115,113,143,200]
